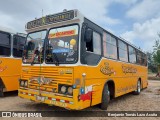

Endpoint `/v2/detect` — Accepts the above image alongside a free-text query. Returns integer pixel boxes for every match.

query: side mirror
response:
[85,29,93,42]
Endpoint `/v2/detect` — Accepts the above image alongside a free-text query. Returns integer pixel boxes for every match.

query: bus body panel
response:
[19,57,147,110]
[0,57,21,91]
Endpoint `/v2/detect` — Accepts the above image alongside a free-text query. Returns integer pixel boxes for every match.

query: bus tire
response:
[100,84,110,110]
[0,87,4,97]
[133,80,141,95]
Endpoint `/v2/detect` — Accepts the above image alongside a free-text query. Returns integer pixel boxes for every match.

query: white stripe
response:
[52,98,56,101]
[70,102,73,104]
[60,100,65,103]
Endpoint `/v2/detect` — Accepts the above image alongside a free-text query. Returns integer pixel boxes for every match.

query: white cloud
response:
[126,0,160,20]
[0,0,121,33]
[113,0,138,6]
[44,0,121,26]
[121,17,160,51]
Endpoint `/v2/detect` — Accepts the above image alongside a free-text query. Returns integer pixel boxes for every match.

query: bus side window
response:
[118,40,128,62]
[142,53,147,66]
[144,54,147,66]
[103,32,117,59]
[128,46,136,63]
[86,31,101,55]
[136,51,142,65]
[0,31,11,56]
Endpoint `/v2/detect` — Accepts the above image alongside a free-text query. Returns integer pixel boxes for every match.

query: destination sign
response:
[48,30,76,38]
[26,10,74,29]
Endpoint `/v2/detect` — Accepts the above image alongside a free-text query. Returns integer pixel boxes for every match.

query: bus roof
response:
[0,26,16,34]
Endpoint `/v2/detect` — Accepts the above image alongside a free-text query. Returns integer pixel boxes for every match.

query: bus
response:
[0,29,26,97]
[18,9,148,110]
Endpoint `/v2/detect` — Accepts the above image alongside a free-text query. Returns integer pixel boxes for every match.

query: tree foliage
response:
[147,33,160,73]
[153,34,160,65]
[147,52,157,73]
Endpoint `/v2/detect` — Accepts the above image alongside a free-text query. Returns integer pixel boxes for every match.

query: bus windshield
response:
[46,25,78,64]
[23,30,47,64]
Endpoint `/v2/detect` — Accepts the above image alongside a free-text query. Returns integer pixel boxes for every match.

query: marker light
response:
[80,87,85,94]
[73,85,76,89]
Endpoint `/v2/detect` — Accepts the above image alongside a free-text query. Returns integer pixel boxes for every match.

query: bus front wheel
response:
[100,84,110,110]
[133,80,141,95]
[0,87,4,97]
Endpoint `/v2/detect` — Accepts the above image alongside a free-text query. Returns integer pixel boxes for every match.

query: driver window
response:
[86,31,101,55]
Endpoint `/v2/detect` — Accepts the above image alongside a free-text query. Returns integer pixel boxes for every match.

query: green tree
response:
[153,34,160,65]
[147,52,157,73]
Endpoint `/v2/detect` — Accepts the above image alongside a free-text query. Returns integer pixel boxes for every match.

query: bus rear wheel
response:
[133,80,141,95]
[0,87,4,97]
[100,84,110,110]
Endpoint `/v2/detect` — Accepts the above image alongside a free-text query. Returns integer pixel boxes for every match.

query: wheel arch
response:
[103,79,115,99]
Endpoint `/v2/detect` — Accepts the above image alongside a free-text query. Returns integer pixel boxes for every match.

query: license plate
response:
[36,96,45,102]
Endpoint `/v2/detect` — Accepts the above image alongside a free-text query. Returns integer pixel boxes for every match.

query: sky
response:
[0,0,160,52]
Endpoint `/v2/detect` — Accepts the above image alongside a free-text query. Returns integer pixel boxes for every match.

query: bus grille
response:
[22,66,73,93]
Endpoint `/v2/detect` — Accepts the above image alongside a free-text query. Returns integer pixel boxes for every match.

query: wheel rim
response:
[106,85,110,100]
[107,90,110,96]
[137,81,141,93]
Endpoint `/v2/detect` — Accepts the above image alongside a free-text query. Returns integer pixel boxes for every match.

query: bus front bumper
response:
[18,88,82,110]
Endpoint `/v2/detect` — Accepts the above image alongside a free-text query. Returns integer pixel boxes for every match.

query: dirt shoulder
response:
[0,80,160,119]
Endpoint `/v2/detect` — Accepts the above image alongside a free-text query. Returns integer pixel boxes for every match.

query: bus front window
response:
[23,30,46,64]
[46,25,79,64]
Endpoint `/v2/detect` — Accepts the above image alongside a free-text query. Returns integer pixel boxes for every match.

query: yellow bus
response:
[0,29,26,97]
[18,9,148,110]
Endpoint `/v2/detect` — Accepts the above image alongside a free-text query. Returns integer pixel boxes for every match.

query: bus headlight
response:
[20,80,28,87]
[24,81,28,87]
[61,86,67,94]
[20,81,25,87]
[58,84,73,95]
[67,87,73,95]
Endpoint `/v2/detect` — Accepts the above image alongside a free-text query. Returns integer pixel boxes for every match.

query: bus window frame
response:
[45,23,80,65]
[103,32,118,60]
[0,31,11,57]
[83,26,103,65]
[86,29,102,55]
[118,39,129,62]
[128,45,137,64]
